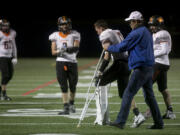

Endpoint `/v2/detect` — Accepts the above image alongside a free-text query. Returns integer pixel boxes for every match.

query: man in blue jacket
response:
[103,11,164,129]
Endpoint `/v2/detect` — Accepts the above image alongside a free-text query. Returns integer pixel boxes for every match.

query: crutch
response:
[77,50,105,128]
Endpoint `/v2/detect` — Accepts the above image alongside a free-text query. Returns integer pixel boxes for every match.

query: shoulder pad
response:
[156,30,171,42]
[99,29,112,42]
[49,32,58,41]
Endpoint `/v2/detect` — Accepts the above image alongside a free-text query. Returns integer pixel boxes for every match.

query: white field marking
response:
[33,93,114,99]
[1,102,180,106]
[0,122,180,126]
[5,88,180,92]
[0,108,96,118]
[6,94,180,98]
[9,77,180,82]
[81,70,95,74]
[7,84,51,86]
[12,76,55,78]
[55,83,117,87]
[79,76,93,79]
[10,80,52,83]
[9,75,93,82]
[29,133,78,135]
[1,108,180,118]
[90,66,96,69]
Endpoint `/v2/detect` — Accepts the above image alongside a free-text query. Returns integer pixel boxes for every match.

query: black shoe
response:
[58,103,70,115]
[1,96,12,101]
[162,110,176,119]
[109,122,124,129]
[147,124,164,129]
[58,110,69,115]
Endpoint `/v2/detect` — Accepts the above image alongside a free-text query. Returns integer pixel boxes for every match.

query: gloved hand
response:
[57,47,67,57]
[60,46,67,53]
[94,71,103,87]
[12,58,18,65]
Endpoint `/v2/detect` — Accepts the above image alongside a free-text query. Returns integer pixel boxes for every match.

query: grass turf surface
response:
[0,58,180,135]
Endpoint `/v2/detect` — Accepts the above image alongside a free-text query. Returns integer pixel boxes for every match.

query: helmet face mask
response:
[57,16,72,34]
[148,15,164,33]
[149,25,159,33]
[0,20,10,33]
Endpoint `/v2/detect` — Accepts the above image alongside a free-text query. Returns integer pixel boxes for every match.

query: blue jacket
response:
[108,26,154,70]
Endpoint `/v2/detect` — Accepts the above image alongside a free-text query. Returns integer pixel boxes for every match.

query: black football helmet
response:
[57,16,72,34]
[0,19,10,33]
[148,15,164,33]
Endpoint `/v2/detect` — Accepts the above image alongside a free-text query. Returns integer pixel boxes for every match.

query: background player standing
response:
[145,15,176,119]
[49,16,80,115]
[0,19,17,100]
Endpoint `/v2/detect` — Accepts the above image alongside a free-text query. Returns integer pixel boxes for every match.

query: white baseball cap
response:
[125,11,143,21]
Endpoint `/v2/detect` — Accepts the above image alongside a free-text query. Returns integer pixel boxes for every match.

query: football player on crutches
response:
[94,19,145,127]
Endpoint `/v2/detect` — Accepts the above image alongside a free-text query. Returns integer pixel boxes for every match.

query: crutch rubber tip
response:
[77,125,81,128]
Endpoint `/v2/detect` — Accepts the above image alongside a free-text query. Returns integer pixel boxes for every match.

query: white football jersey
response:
[99,29,128,61]
[0,29,17,58]
[153,30,172,65]
[49,30,80,63]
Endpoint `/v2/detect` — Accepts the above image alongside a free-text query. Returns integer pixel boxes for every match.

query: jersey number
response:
[4,41,12,49]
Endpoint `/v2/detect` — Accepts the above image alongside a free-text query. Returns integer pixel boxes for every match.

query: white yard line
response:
[1,102,180,105]
[0,122,180,126]
[5,88,180,92]
[5,94,180,98]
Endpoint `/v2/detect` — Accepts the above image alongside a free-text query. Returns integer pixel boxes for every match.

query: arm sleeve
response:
[12,32,17,58]
[72,31,81,42]
[107,30,139,53]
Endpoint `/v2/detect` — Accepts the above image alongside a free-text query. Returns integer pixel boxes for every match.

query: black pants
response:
[56,61,78,93]
[153,63,169,92]
[99,60,130,98]
[0,57,14,85]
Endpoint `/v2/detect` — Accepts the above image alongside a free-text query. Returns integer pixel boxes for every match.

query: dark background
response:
[1,2,180,58]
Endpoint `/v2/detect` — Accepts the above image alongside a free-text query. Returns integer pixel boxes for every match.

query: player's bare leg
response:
[161,90,176,119]
[69,91,76,113]
[58,92,69,115]
[0,85,11,101]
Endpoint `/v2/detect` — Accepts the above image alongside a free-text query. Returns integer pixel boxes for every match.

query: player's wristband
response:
[66,47,79,53]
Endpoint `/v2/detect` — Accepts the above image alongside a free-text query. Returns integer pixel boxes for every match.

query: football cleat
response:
[162,110,176,119]
[131,113,145,128]
[147,124,164,129]
[109,122,124,129]
[58,109,69,115]
[1,95,12,101]
[58,104,70,115]
[69,104,76,113]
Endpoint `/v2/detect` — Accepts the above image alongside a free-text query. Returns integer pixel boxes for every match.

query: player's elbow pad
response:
[99,59,109,72]
[66,47,79,53]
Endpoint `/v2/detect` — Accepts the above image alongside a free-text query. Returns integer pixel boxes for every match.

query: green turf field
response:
[0,58,180,135]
